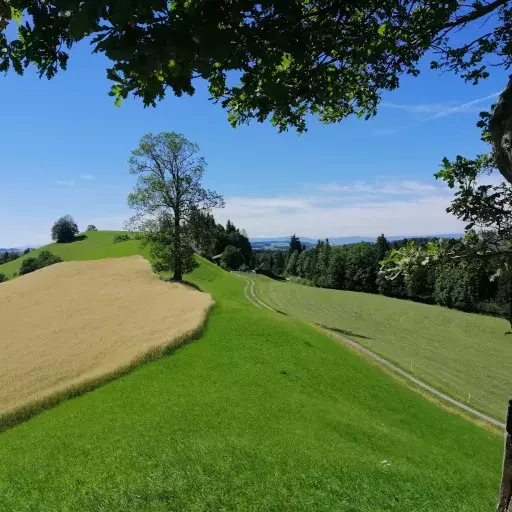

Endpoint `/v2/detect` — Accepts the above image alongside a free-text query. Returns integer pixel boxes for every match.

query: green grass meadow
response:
[0,234,505,510]
[251,274,512,421]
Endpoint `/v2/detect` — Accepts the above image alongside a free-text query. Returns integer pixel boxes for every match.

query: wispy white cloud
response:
[213,177,464,238]
[55,174,95,186]
[381,93,499,117]
[421,92,500,121]
[317,179,444,196]
[375,91,500,136]
[381,102,465,115]
[215,194,464,239]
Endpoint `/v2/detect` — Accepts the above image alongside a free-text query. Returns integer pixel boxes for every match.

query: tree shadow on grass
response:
[318,324,373,340]
[60,234,88,244]
[180,280,203,292]
[255,270,287,281]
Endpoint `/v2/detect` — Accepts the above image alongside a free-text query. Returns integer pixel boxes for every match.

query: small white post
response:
[468,392,471,404]
[410,361,413,373]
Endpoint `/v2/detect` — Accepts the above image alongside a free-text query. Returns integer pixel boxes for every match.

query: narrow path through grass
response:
[251,273,512,421]
[236,273,505,429]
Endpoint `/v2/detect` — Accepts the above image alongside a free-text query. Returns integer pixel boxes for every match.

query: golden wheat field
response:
[0,256,212,418]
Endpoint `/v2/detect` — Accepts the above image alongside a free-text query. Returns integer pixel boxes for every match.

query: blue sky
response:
[0,40,507,246]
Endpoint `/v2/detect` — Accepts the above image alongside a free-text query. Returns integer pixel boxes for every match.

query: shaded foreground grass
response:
[0,250,504,511]
[251,274,512,421]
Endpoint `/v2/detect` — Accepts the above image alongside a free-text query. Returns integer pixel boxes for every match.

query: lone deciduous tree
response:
[128,132,224,281]
[220,245,244,271]
[51,215,79,243]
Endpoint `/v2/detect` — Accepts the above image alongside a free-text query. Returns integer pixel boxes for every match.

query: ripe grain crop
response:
[0,256,212,426]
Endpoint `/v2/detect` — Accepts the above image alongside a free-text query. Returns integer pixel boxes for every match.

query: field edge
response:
[0,292,215,433]
[245,272,508,431]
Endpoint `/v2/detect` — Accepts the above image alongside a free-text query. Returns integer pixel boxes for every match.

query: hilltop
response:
[0,231,144,278]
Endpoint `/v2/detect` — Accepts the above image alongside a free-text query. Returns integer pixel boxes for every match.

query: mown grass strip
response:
[252,273,512,421]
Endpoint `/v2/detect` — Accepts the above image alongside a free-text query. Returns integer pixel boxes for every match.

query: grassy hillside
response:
[251,274,511,421]
[0,231,144,278]
[0,233,503,510]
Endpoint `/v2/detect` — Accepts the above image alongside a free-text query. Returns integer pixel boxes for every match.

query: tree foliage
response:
[0,273,7,283]
[380,240,444,302]
[264,234,509,318]
[18,250,62,276]
[0,248,32,264]
[215,221,253,264]
[254,250,288,276]
[142,213,198,276]
[113,233,131,244]
[4,1,511,131]
[128,132,224,281]
[51,215,79,243]
[286,250,299,276]
[187,213,253,264]
[188,209,219,257]
[86,225,98,232]
[18,257,39,276]
[289,234,303,254]
[221,245,244,271]
[435,134,512,325]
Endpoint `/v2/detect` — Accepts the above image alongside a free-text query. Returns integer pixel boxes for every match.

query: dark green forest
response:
[252,235,510,320]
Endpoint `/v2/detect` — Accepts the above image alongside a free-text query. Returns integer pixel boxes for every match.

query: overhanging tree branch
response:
[444,0,509,28]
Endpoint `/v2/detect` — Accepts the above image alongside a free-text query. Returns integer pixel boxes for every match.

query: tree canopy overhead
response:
[3,0,512,132]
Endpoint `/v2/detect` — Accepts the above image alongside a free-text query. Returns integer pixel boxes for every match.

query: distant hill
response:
[250,239,315,251]
[250,233,463,249]
[0,245,37,253]
[0,231,144,279]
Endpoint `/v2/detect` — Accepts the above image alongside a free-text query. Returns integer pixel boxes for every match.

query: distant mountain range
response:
[0,245,36,253]
[250,234,463,250]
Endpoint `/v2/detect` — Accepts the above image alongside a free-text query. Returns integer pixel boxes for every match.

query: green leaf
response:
[281,54,291,70]
[11,7,22,25]
[377,23,386,36]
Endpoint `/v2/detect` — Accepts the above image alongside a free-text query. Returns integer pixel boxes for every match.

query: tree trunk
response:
[491,76,512,185]
[497,400,512,512]
[509,265,512,331]
[491,80,512,509]
[173,213,183,282]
